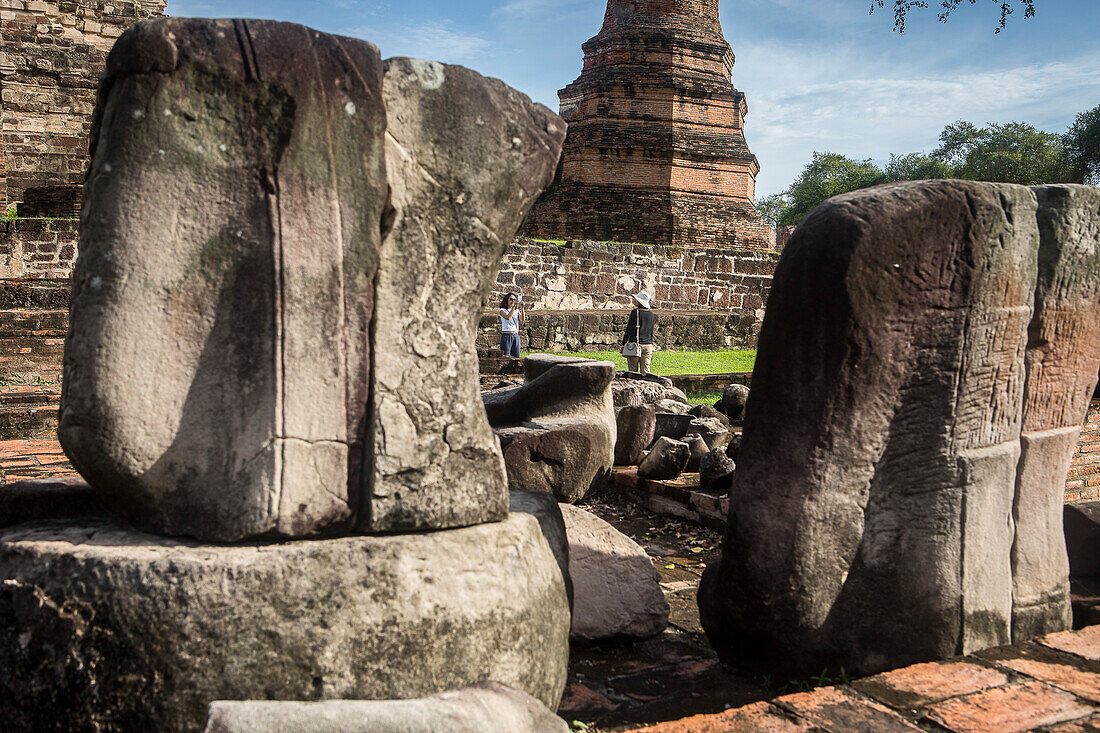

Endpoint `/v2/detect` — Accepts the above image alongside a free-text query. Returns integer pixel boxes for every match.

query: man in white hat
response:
[621,291,656,374]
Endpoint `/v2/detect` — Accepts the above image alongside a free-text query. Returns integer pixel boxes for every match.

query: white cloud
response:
[735,40,1100,196]
[346,22,492,64]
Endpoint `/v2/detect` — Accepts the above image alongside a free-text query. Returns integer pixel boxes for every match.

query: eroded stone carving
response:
[58,19,565,541]
[700,181,1052,676]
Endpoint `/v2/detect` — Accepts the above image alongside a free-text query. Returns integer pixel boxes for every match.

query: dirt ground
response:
[561,490,771,732]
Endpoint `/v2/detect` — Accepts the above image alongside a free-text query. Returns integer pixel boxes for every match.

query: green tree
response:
[884,152,954,181]
[1064,105,1100,185]
[934,120,1074,185]
[870,0,1035,33]
[755,193,787,229]
[779,153,886,226]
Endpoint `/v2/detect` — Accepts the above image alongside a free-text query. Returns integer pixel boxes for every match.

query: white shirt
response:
[499,308,519,333]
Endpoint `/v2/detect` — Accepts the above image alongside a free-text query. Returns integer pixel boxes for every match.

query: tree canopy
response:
[764,112,1089,228]
[1064,105,1100,185]
[870,0,1036,33]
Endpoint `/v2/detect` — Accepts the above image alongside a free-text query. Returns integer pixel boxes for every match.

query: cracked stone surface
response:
[0,511,571,731]
[59,18,388,541]
[700,181,1045,677]
[364,58,565,532]
[56,19,565,541]
[1012,185,1100,641]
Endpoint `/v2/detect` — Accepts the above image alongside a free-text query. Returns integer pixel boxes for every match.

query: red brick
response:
[775,686,922,732]
[622,701,819,732]
[853,661,1009,709]
[1040,627,1100,663]
[925,680,1094,733]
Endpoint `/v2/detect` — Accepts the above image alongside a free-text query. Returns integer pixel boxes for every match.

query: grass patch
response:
[523,348,755,376]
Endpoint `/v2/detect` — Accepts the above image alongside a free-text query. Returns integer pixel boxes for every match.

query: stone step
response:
[0,386,60,440]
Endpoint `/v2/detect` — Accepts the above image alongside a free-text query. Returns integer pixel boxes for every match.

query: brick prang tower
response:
[522,0,773,249]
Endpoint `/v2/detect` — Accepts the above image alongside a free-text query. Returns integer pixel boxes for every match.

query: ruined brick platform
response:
[0,438,74,484]
[614,467,730,532]
[626,625,1100,732]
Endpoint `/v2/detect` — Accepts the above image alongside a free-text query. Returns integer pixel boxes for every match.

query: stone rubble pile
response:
[0,17,571,732]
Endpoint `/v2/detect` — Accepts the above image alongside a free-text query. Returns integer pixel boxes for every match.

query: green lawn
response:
[524,348,756,376]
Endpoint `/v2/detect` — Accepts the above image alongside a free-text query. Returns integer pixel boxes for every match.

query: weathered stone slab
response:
[614,405,655,466]
[0,478,105,529]
[1012,184,1100,641]
[204,682,569,733]
[638,436,689,480]
[700,181,1041,676]
[560,504,668,642]
[0,513,570,731]
[59,18,388,540]
[365,59,565,532]
[499,422,610,503]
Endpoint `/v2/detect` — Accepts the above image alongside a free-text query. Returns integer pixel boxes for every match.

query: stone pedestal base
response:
[0,512,570,732]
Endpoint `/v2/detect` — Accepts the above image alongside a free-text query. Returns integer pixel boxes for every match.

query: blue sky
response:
[165,1,1100,198]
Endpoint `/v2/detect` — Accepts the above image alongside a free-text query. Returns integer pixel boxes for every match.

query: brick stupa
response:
[522,0,772,249]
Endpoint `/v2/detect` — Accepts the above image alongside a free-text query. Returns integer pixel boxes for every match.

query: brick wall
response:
[0,0,166,207]
[0,308,66,382]
[1066,399,1100,503]
[492,236,777,323]
[476,309,759,352]
[0,217,78,278]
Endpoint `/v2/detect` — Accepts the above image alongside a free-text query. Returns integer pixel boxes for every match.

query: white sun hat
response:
[632,291,652,308]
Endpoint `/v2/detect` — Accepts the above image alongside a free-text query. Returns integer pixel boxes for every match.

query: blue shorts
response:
[501,332,521,357]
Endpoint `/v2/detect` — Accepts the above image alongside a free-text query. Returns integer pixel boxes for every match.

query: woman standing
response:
[499,292,523,357]
[622,291,655,374]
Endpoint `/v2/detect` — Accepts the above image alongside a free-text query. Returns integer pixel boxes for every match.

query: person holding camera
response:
[499,292,524,357]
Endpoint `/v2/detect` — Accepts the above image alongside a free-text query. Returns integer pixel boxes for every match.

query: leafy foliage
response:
[1064,105,1100,185]
[870,0,1036,33]
[934,120,1072,184]
[762,113,1084,228]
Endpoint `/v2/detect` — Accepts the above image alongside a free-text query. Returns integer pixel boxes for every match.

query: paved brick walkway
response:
[627,625,1100,732]
[0,438,75,484]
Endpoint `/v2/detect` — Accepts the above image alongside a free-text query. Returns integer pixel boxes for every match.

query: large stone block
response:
[365,59,565,532]
[57,19,565,541]
[700,181,1042,676]
[484,355,616,502]
[560,504,668,642]
[1012,185,1100,641]
[204,682,569,733]
[0,512,571,732]
[59,18,387,541]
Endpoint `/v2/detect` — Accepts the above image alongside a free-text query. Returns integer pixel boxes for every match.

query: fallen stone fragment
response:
[365,58,566,532]
[614,405,656,466]
[657,398,691,415]
[688,403,730,427]
[484,355,616,502]
[700,180,1041,676]
[1011,184,1100,641]
[1064,501,1100,579]
[725,433,742,461]
[510,489,573,609]
[498,422,610,503]
[560,504,669,642]
[204,681,569,733]
[699,449,735,493]
[684,433,710,473]
[0,513,571,731]
[715,384,750,421]
[689,417,730,450]
[638,436,689,480]
[652,412,695,444]
[0,477,105,529]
